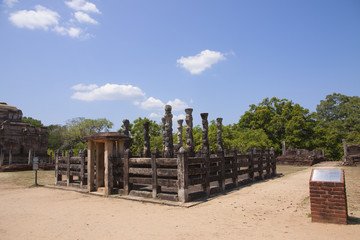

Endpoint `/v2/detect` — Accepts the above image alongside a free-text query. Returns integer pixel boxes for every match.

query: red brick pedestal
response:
[309,169,348,224]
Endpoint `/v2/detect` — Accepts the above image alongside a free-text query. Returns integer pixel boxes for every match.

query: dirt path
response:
[0,163,359,240]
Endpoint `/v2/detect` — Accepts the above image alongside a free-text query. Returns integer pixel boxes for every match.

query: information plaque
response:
[311,169,342,182]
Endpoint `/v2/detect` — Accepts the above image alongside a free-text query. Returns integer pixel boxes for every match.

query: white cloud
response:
[173,114,186,122]
[65,0,100,14]
[72,83,98,91]
[71,83,146,101]
[166,98,188,112]
[3,0,18,8]
[74,11,98,24]
[149,113,162,119]
[54,26,82,38]
[8,5,60,30]
[177,49,226,74]
[140,97,164,110]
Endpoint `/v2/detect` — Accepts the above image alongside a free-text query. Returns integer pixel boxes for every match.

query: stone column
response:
[161,117,166,156]
[201,113,210,155]
[143,121,151,157]
[185,108,194,157]
[216,118,223,152]
[87,141,95,192]
[0,147,4,166]
[104,140,114,196]
[96,143,105,188]
[123,119,131,150]
[176,119,184,151]
[8,149,12,165]
[282,141,286,156]
[28,149,32,165]
[163,105,174,158]
[342,139,347,162]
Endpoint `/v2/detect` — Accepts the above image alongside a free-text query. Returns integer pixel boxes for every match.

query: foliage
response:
[22,116,43,127]
[47,117,113,155]
[42,93,359,162]
[314,93,360,160]
[119,117,162,155]
[237,97,314,153]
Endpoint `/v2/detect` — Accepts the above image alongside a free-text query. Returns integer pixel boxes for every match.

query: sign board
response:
[311,169,342,182]
[33,157,39,171]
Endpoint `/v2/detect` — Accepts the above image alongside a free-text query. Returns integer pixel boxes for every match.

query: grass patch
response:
[0,170,55,188]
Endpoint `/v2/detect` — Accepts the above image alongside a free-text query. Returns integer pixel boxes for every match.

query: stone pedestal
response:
[309,169,348,224]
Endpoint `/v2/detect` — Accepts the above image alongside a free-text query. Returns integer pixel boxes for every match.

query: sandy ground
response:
[0,163,359,240]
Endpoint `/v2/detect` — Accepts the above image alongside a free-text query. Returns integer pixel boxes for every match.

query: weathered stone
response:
[163,105,174,158]
[122,119,131,150]
[201,113,209,155]
[143,121,150,157]
[176,119,183,152]
[216,118,223,152]
[185,108,194,157]
[0,103,48,165]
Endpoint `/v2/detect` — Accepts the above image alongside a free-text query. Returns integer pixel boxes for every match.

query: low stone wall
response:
[277,141,326,166]
[342,140,360,165]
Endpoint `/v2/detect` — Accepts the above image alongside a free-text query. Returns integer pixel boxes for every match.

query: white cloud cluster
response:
[9,5,59,30]
[3,0,18,8]
[6,1,100,39]
[177,49,226,74]
[72,83,98,91]
[71,83,190,121]
[65,0,100,13]
[74,11,98,24]
[71,83,146,101]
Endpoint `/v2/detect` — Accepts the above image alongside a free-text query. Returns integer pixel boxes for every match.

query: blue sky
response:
[1,0,359,130]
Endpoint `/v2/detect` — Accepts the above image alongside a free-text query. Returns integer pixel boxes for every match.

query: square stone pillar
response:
[87,141,95,192]
[96,143,105,188]
[104,140,114,196]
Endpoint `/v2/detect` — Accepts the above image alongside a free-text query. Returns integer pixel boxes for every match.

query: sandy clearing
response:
[0,163,359,240]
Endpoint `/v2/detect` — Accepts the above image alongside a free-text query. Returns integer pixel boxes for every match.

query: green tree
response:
[314,93,360,160]
[238,97,314,153]
[22,116,43,127]
[119,117,162,155]
[47,118,113,155]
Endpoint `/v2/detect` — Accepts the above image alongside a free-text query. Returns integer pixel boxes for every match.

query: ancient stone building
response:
[342,139,360,165]
[0,102,48,166]
[276,141,326,166]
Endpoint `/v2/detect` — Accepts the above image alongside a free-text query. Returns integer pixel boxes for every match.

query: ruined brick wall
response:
[277,141,326,166]
[0,103,48,165]
[342,139,360,165]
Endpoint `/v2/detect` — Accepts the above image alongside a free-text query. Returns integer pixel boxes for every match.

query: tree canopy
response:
[43,93,359,161]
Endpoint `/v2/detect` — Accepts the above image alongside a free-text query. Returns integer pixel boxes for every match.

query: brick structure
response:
[276,141,326,166]
[342,139,360,165]
[309,169,348,224]
[0,102,48,166]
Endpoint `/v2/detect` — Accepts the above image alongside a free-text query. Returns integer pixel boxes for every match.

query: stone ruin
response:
[342,139,360,165]
[55,104,277,202]
[276,141,326,166]
[0,102,48,166]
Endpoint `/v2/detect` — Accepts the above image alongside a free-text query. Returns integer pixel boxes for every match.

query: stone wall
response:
[276,141,326,166]
[0,103,48,165]
[342,139,360,165]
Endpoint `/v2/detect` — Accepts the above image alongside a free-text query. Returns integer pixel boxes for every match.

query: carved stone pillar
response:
[185,108,194,157]
[201,113,209,155]
[161,117,166,156]
[176,119,184,151]
[123,119,131,150]
[282,141,286,156]
[163,105,174,158]
[143,121,151,157]
[216,118,223,152]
